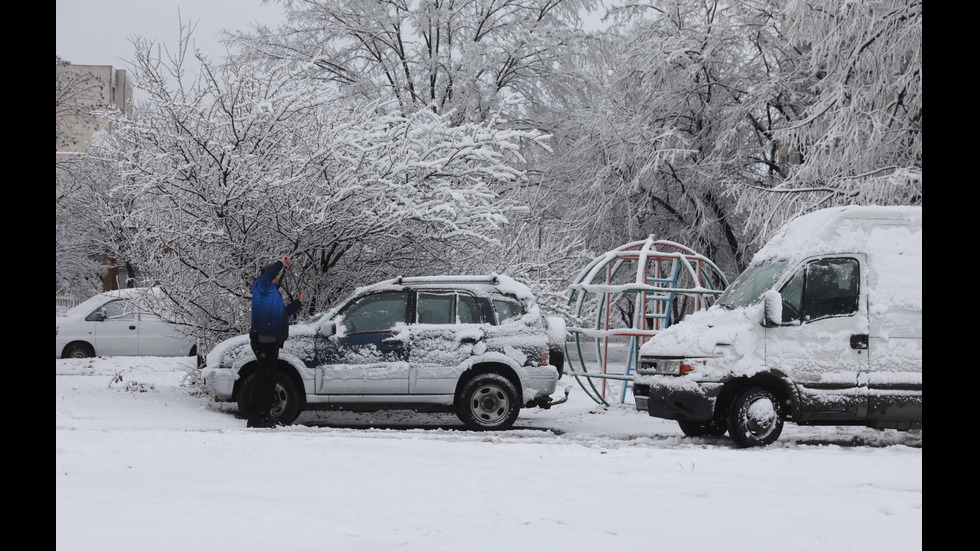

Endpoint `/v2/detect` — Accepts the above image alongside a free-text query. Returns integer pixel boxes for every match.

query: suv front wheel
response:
[456,373,520,431]
[237,369,303,426]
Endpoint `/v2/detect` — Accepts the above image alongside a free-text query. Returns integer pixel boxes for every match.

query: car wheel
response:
[456,373,520,431]
[237,369,303,426]
[269,375,302,426]
[727,386,784,447]
[678,418,728,437]
[63,342,94,359]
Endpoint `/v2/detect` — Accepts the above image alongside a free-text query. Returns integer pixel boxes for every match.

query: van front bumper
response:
[632,381,723,422]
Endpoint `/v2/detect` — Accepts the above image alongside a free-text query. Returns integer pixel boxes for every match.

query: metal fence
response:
[56,294,81,315]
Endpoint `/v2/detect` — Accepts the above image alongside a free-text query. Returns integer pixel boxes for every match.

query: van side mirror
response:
[319,320,337,337]
[761,290,782,327]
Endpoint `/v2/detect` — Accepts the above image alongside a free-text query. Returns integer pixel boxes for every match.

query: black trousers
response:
[249,338,281,417]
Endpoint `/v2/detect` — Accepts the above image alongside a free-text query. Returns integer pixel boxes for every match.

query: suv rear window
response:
[417,292,483,324]
[491,296,525,324]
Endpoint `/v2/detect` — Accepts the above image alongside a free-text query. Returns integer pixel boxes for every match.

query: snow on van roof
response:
[752,205,921,265]
[751,205,922,313]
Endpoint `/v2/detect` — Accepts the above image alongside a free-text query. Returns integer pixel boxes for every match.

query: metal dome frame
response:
[564,236,729,406]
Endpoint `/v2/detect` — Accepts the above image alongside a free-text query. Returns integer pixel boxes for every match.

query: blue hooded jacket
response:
[250,261,302,343]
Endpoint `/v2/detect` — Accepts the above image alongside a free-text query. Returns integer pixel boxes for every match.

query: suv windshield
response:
[717,259,788,309]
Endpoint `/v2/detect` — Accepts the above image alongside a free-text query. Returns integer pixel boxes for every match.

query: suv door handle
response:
[850,334,868,350]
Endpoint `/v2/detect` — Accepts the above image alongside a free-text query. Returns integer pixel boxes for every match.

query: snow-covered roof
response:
[752,205,921,265]
[60,287,164,318]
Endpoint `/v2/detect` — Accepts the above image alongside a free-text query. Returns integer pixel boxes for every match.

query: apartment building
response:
[56,63,132,155]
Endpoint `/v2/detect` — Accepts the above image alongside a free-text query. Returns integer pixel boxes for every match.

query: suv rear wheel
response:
[456,373,520,431]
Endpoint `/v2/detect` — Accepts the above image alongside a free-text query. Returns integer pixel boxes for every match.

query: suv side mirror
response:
[319,320,337,337]
[761,290,782,327]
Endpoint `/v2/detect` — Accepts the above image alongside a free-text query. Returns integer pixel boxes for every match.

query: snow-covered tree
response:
[95,28,549,348]
[530,0,794,277]
[236,0,596,124]
[56,152,119,298]
[734,0,921,238]
[226,0,598,309]
[529,0,920,279]
[55,0,923,334]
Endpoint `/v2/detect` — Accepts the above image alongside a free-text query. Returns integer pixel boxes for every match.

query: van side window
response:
[779,270,805,323]
[802,258,859,321]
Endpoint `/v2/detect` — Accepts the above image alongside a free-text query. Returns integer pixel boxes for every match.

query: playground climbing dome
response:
[565,237,729,405]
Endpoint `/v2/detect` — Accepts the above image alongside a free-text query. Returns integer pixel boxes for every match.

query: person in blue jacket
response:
[247,255,305,428]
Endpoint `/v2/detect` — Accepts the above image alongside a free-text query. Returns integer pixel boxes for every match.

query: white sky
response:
[55,0,613,70]
[55,0,284,68]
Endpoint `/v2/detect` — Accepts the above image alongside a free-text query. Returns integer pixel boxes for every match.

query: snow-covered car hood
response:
[638,303,767,378]
[204,333,252,370]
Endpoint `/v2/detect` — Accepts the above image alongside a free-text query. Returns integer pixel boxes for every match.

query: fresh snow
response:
[56,355,921,550]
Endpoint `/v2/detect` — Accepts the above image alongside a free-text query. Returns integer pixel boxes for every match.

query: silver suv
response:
[202,275,567,430]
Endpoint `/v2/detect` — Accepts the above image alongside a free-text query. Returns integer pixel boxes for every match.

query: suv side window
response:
[417,292,454,324]
[491,296,526,324]
[417,292,483,324]
[457,294,481,324]
[342,291,409,334]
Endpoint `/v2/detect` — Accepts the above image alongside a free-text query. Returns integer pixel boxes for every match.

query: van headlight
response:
[637,358,706,375]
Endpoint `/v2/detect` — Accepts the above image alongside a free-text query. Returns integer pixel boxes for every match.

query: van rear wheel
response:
[728,387,784,447]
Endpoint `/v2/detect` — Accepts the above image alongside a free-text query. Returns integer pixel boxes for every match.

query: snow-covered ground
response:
[56,356,921,550]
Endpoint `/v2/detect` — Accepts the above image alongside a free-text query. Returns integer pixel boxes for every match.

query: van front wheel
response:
[728,387,784,447]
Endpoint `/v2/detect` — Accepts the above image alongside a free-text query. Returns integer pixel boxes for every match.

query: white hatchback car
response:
[56,288,200,360]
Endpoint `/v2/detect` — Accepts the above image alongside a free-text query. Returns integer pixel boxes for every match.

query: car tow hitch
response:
[536,387,570,409]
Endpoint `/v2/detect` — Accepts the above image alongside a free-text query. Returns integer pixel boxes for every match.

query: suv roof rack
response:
[397,274,500,285]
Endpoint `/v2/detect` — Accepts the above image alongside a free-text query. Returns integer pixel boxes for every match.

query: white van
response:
[56,287,200,360]
[631,205,922,447]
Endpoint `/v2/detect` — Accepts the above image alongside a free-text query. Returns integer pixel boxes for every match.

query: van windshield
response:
[717,259,788,309]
